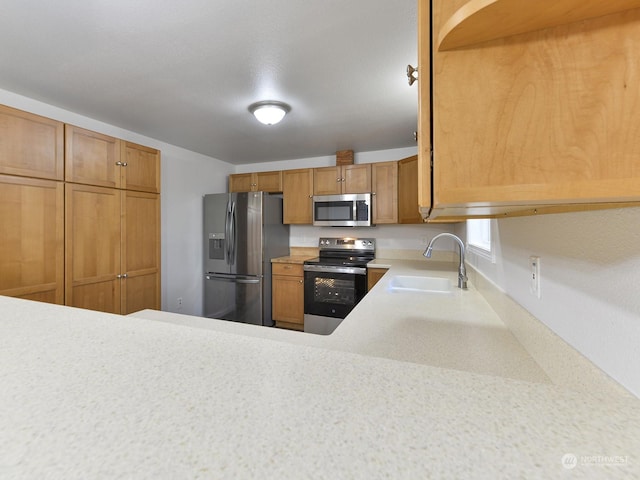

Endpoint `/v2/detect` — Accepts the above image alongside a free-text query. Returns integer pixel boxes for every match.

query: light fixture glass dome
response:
[249,101,291,125]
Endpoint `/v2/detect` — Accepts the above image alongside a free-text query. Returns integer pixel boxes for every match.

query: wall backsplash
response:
[290,224,457,258]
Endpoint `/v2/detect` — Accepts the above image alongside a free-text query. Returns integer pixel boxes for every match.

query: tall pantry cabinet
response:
[0,104,160,315]
[0,105,65,304]
[65,126,161,314]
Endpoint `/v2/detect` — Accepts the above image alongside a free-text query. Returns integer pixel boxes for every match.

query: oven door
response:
[303,267,368,319]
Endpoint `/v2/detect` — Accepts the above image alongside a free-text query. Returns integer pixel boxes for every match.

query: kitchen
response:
[2,0,640,478]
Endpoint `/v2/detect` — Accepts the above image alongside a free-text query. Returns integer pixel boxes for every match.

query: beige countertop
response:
[1,257,639,478]
[271,254,316,264]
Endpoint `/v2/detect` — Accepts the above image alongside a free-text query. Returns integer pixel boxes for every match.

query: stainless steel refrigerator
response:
[203,192,289,326]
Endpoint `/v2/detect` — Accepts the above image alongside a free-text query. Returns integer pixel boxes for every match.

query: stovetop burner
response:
[304,237,376,267]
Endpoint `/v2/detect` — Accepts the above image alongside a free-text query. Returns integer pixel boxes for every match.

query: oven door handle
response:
[303,265,367,275]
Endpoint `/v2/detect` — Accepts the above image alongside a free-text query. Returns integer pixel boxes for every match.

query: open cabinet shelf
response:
[437,0,640,51]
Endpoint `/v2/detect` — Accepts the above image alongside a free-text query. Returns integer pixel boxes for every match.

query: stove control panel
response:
[318,237,375,251]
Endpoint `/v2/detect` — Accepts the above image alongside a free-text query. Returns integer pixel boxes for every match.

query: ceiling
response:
[0,0,418,165]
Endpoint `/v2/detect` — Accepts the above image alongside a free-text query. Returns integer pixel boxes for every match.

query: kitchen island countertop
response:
[1,258,639,478]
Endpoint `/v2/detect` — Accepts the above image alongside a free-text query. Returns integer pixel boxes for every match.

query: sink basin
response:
[388,275,452,293]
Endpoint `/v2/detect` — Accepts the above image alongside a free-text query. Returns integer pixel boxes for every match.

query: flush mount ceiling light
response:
[248,101,291,125]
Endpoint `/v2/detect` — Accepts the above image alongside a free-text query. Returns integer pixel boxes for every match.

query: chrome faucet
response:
[423,233,468,289]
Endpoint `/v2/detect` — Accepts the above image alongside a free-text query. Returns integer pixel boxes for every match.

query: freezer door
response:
[229,192,263,276]
[204,193,232,274]
[204,274,264,325]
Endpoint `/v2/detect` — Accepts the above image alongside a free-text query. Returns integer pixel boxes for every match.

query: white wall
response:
[0,88,233,317]
[464,208,640,397]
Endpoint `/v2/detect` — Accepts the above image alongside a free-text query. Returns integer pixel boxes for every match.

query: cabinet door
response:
[371,161,398,224]
[283,168,314,224]
[417,0,432,218]
[0,105,64,181]
[367,268,388,291]
[65,125,121,188]
[229,173,254,192]
[0,175,64,304]
[122,191,160,314]
[342,164,371,193]
[121,142,161,193]
[398,156,423,224]
[65,184,121,313]
[272,274,304,326]
[313,166,341,195]
[256,170,283,192]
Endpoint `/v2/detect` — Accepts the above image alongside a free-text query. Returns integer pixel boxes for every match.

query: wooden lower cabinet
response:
[122,190,161,314]
[0,175,64,304]
[272,263,304,331]
[65,184,160,314]
[367,268,388,291]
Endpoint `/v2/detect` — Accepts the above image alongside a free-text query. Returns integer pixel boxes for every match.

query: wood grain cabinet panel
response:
[122,190,161,314]
[283,168,314,224]
[367,268,388,291]
[397,156,423,224]
[0,175,64,303]
[0,104,64,181]
[272,263,304,330]
[229,170,282,192]
[371,161,398,224]
[314,164,371,195]
[65,184,122,313]
[65,125,121,188]
[425,0,640,219]
[121,141,161,193]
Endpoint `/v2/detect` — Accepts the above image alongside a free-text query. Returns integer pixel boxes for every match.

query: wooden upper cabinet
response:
[0,104,64,181]
[398,156,423,224]
[121,141,161,193]
[283,168,314,224]
[371,161,398,224]
[0,174,64,304]
[417,0,432,219]
[314,164,371,195]
[429,0,640,218]
[65,125,121,188]
[229,170,282,192]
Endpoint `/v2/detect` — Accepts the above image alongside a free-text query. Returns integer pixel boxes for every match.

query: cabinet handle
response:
[299,280,303,284]
[122,162,128,167]
[372,192,377,196]
[116,273,128,279]
[407,64,418,86]
[413,131,418,142]
[116,161,123,166]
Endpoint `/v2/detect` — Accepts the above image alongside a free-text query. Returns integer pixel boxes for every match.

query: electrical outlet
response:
[177,297,183,309]
[529,256,541,298]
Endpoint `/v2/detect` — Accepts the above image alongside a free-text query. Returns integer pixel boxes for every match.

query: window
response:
[467,219,494,261]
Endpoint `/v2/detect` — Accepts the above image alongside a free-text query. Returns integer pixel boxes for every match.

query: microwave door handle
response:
[353,200,357,222]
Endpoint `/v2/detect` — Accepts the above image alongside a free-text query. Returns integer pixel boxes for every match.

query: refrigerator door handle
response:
[205,274,260,284]
[225,198,232,265]
[229,200,236,266]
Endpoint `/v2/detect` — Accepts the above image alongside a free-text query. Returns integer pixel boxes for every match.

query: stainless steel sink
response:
[388,275,452,293]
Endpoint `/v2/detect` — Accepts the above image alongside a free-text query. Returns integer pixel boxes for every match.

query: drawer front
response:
[272,263,303,277]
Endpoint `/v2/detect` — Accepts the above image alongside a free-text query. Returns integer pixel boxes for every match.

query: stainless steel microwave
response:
[312,193,372,227]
